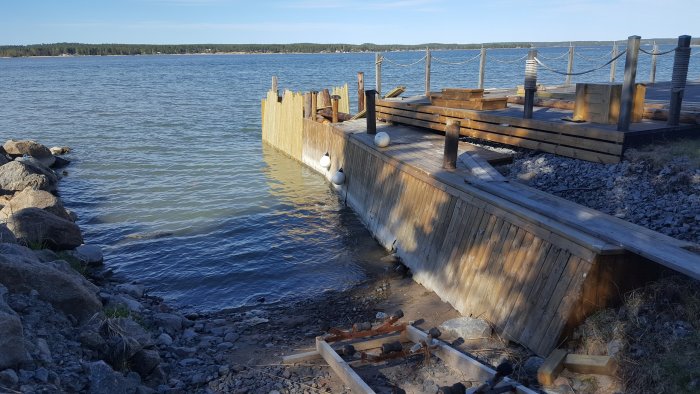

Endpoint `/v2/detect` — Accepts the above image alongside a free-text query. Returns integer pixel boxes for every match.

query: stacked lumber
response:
[430,88,508,111]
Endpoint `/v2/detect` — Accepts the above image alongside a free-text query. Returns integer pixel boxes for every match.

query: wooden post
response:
[566,44,574,86]
[650,42,658,85]
[617,35,641,131]
[311,91,318,120]
[478,46,486,89]
[610,41,618,83]
[443,120,460,169]
[331,95,340,123]
[425,47,431,96]
[304,92,312,119]
[320,89,331,109]
[271,75,278,96]
[357,72,365,113]
[523,49,538,119]
[375,53,382,97]
[366,90,376,135]
[668,35,692,126]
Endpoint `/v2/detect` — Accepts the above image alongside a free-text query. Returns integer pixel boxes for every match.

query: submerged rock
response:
[4,207,83,250]
[49,146,71,156]
[70,244,104,266]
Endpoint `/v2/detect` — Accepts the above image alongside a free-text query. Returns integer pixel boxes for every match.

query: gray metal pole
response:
[668,35,692,126]
[425,47,431,96]
[566,44,574,86]
[478,46,486,89]
[650,42,658,85]
[523,49,538,119]
[610,42,618,83]
[617,35,641,131]
[375,53,382,97]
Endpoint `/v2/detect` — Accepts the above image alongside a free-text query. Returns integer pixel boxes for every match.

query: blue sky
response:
[2,0,698,45]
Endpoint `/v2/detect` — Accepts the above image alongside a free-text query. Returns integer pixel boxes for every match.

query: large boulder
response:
[3,140,54,167]
[0,153,8,166]
[4,208,83,250]
[0,254,102,323]
[0,223,17,244]
[0,161,56,192]
[15,157,58,185]
[87,361,127,394]
[0,284,30,369]
[0,188,72,221]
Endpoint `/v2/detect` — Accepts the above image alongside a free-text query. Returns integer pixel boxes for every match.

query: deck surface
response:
[337,119,700,280]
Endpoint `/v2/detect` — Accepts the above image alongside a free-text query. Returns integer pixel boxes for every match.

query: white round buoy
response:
[374,131,390,148]
[331,168,345,185]
[319,152,331,169]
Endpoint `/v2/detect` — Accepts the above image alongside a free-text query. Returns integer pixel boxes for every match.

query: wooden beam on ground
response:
[537,349,567,386]
[283,333,408,364]
[564,354,618,376]
[316,337,376,393]
[405,326,538,394]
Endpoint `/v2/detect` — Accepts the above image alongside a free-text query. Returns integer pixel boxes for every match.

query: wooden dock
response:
[261,89,700,357]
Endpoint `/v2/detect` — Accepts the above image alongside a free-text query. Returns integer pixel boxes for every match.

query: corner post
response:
[478,46,486,90]
[566,44,575,86]
[357,72,365,113]
[331,95,340,123]
[443,120,460,170]
[523,49,538,119]
[366,89,377,135]
[617,35,641,131]
[667,35,692,126]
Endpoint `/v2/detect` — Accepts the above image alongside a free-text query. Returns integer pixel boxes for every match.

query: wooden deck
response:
[261,90,700,357]
[376,97,699,164]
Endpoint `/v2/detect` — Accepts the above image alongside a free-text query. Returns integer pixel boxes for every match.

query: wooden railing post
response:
[331,95,340,123]
[366,90,376,135]
[478,46,486,90]
[425,47,431,96]
[375,53,382,97]
[443,120,460,170]
[311,91,318,120]
[668,35,692,126]
[649,42,658,85]
[271,75,278,96]
[304,92,312,119]
[610,41,618,83]
[523,49,538,119]
[565,44,574,86]
[357,72,365,113]
[617,35,641,131]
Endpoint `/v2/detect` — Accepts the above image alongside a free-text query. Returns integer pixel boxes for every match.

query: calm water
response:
[0,46,697,311]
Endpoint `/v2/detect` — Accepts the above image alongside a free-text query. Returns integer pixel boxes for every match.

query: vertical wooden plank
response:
[489,229,530,327]
[455,213,499,312]
[441,202,480,305]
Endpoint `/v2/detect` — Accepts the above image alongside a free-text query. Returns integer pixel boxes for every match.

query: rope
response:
[381,55,427,67]
[575,49,614,62]
[430,52,482,65]
[491,54,528,64]
[534,50,627,76]
[537,51,569,61]
[639,46,678,56]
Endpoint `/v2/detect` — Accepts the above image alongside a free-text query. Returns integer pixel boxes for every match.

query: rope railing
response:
[575,49,614,62]
[431,52,481,65]
[639,46,678,56]
[381,55,427,67]
[534,50,627,76]
[491,54,529,64]
[537,51,570,61]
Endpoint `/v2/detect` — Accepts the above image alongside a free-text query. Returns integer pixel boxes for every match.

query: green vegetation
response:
[1,38,696,57]
[104,304,131,319]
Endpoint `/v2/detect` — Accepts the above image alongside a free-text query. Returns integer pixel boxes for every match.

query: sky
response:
[1,0,698,45]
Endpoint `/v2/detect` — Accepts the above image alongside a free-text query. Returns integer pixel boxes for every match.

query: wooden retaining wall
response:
[262,90,305,159]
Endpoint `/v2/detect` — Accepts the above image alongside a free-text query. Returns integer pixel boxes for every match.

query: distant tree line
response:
[1,39,696,57]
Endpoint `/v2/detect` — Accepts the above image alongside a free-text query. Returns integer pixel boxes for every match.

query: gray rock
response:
[153,313,183,336]
[107,294,143,313]
[0,223,18,244]
[116,283,145,299]
[35,338,53,364]
[217,342,234,351]
[0,153,8,166]
[3,140,53,161]
[0,254,101,323]
[35,367,49,383]
[181,328,198,341]
[223,332,240,343]
[156,333,173,346]
[79,329,107,350]
[131,349,161,378]
[0,243,39,261]
[0,285,30,369]
[49,146,71,156]
[18,369,34,383]
[439,316,492,340]
[171,346,196,357]
[0,369,19,386]
[107,318,154,348]
[70,244,104,266]
[87,360,127,394]
[33,248,60,262]
[523,356,545,376]
[4,208,83,250]
[0,188,72,221]
[178,358,200,367]
[0,161,56,192]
